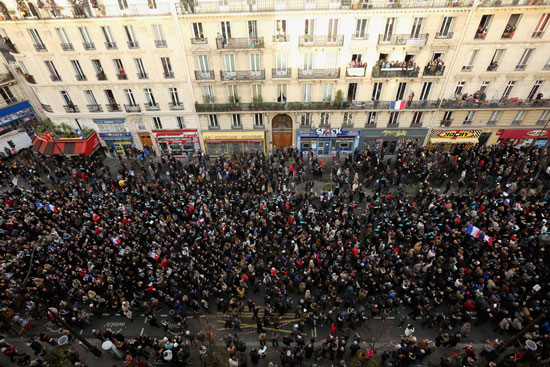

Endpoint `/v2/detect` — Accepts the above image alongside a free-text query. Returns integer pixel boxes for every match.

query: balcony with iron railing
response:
[96,72,107,81]
[83,42,95,50]
[346,66,367,77]
[441,98,550,109]
[163,71,175,79]
[106,104,122,112]
[145,103,160,111]
[299,35,344,47]
[34,44,47,52]
[372,66,420,78]
[137,72,148,79]
[272,69,292,78]
[117,73,128,80]
[24,74,36,84]
[190,37,208,44]
[480,0,549,7]
[440,119,453,127]
[220,70,266,81]
[105,41,118,50]
[174,0,475,14]
[0,73,14,84]
[87,104,103,113]
[60,43,74,51]
[155,40,167,48]
[216,37,264,50]
[273,35,290,42]
[75,74,87,81]
[298,68,340,79]
[50,75,62,82]
[435,32,454,39]
[378,33,428,46]
[63,105,80,113]
[195,70,215,80]
[169,102,185,110]
[127,41,140,49]
[124,104,141,113]
[423,65,445,76]
[42,104,53,113]
[194,99,440,113]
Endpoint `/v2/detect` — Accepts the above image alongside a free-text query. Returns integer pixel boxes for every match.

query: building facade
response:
[0,0,549,156]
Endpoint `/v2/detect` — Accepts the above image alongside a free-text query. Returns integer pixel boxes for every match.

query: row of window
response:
[57,87,183,111]
[39,56,174,82]
[453,80,543,102]
[205,110,550,130]
[442,110,550,126]
[475,13,549,40]
[25,24,166,52]
[462,48,550,73]
[190,13,549,44]
[97,116,186,133]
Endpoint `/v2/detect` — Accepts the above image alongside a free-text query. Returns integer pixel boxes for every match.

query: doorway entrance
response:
[138,132,153,150]
[272,114,293,149]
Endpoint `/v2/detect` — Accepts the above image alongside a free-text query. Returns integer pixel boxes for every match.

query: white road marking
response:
[140,328,144,336]
[79,329,83,335]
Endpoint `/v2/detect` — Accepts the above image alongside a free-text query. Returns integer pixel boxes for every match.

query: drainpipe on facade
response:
[424,0,481,146]
[169,1,205,155]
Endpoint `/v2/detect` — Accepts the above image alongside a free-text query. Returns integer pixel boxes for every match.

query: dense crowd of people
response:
[0,143,549,367]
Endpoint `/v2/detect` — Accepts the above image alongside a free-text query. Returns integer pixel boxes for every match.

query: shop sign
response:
[93,118,125,124]
[499,129,550,139]
[436,130,477,139]
[381,130,407,137]
[298,129,360,138]
[203,131,264,141]
[526,130,549,137]
[153,129,199,138]
[99,132,133,139]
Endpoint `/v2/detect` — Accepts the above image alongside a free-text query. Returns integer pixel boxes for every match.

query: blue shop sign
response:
[297,128,361,138]
[93,118,125,124]
[99,132,133,140]
[0,101,35,126]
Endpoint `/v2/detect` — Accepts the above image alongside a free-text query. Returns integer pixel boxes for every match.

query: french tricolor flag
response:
[110,236,121,245]
[503,199,510,206]
[45,204,58,213]
[390,100,406,110]
[466,224,480,237]
[149,251,159,261]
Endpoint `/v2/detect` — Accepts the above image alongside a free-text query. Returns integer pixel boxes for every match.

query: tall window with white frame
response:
[372,83,383,101]
[354,19,368,39]
[302,84,312,103]
[78,27,94,50]
[176,116,185,129]
[343,112,353,127]
[277,84,287,103]
[253,113,264,128]
[161,57,174,78]
[114,59,126,79]
[202,86,214,103]
[152,117,162,130]
[437,16,455,38]
[192,23,205,42]
[135,58,148,79]
[532,14,549,38]
[152,25,167,48]
[144,89,157,108]
[537,110,550,126]
[527,80,543,101]
[28,29,46,51]
[71,60,86,81]
[84,90,99,112]
[411,112,423,126]
[463,111,476,125]
[231,114,242,129]
[124,25,139,48]
[419,82,432,101]
[366,112,377,127]
[227,85,239,103]
[251,85,262,102]
[45,61,62,81]
[388,112,400,127]
[60,91,76,112]
[208,115,219,129]
[442,111,453,126]
[101,26,117,49]
[512,111,525,126]
[501,81,515,101]
[169,88,182,108]
[454,81,466,97]
[322,83,334,102]
[515,49,534,71]
[56,28,73,50]
[0,86,16,105]
[301,113,312,127]
[320,112,330,127]
[487,111,500,126]
[462,50,478,72]
[124,89,137,107]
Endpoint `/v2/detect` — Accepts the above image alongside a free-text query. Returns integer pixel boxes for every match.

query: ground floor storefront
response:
[203,131,265,156]
[152,129,201,158]
[427,129,482,152]
[359,128,429,154]
[495,129,549,148]
[297,128,360,155]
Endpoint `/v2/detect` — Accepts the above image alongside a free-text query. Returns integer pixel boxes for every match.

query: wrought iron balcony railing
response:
[216,37,264,50]
[195,70,215,80]
[299,35,344,47]
[298,68,340,79]
[220,70,266,81]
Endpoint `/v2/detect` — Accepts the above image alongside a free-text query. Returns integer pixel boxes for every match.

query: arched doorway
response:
[0,2,12,19]
[272,114,293,149]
